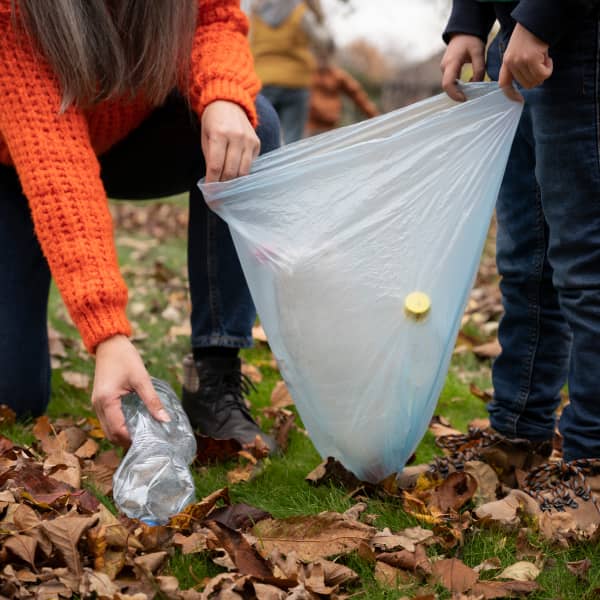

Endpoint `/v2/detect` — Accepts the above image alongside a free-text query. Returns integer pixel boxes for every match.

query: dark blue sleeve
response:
[511,0,573,46]
[442,0,496,44]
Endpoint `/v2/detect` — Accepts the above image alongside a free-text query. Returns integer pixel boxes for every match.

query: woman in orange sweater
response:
[0,0,279,450]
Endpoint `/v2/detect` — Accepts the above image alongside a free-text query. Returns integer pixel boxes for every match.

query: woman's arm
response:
[186,0,262,182]
[0,12,131,353]
[186,0,261,127]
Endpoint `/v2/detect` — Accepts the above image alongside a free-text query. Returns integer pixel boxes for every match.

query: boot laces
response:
[430,427,505,476]
[523,459,600,513]
[201,369,257,417]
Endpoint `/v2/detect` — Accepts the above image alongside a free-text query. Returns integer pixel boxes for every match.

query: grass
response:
[3,200,600,598]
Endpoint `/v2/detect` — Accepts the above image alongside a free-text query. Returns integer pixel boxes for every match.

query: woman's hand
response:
[499,23,552,101]
[441,34,486,102]
[201,100,261,183]
[92,335,170,446]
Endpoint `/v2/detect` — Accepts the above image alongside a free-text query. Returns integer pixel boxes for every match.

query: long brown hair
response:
[15,0,197,108]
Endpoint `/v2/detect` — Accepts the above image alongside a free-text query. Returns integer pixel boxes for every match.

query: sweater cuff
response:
[75,304,132,354]
[511,0,571,46]
[193,79,258,128]
[442,0,496,44]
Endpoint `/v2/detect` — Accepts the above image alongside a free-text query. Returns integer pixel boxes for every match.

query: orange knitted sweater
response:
[0,0,260,353]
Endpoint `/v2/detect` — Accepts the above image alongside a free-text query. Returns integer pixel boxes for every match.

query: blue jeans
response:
[486,18,600,460]
[261,85,310,144]
[0,94,280,418]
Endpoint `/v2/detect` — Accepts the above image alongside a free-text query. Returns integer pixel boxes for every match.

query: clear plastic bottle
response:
[112,378,197,525]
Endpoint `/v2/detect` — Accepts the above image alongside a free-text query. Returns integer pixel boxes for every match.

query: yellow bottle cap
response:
[404,291,431,320]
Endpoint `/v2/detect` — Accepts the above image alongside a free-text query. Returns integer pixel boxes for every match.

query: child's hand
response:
[441,34,486,102]
[499,23,553,101]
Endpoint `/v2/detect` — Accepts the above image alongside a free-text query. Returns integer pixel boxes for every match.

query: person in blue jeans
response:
[440,0,600,516]
[0,93,280,452]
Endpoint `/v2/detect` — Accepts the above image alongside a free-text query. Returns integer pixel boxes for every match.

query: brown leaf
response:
[169,487,230,531]
[473,557,501,574]
[371,528,420,553]
[62,371,91,390]
[79,569,119,599]
[464,461,500,507]
[271,381,294,408]
[470,384,493,403]
[41,513,99,575]
[0,434,14,453]
[48,326,67,358]
[44,450,81,489]
[377,544,432,575]
[33,415,58,453]
[429,415,462,439]
[208,503,272,531]
[475,490,541,528]
[471,580,539,599]
[432,558,479,594]
[206,521,273,578]
[0,404,16,426]
[515,529,541,561]
[134,551,168,574]
[271,408,296,453]
[242,362,263,384]
[227,458,264,485]
[252,511,376,562]
[428,471,477,513]
[305,457,364,491]
[195,434,243,464]
[75,438,99,459]
[374,561,413,588]
[496,562,539,582]
[173,531,210,555]
[473,339,502,359]
[0,462,73,507]
[253,583,287,599]
[13,503,53,557]
[566,558,592,581]
[4,534,37,566]
[252,325,268,343]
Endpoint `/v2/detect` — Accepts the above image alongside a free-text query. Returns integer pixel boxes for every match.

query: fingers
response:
[135,375,170,423]
[441,58,466,102]
[498,63,524,102]
[471,48,486,82]
[92,390,131,446]
[203,133,227,183]
[204,133,260,182]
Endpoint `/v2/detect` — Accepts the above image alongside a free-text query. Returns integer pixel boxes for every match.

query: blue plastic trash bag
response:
[200,83,522,483]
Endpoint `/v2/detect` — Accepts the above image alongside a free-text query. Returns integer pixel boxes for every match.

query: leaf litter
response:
[0,219,592,597]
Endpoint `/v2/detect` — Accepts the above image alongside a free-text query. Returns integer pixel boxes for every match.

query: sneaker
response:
[476,459,600,539]
[181,354,278,454]
[431,427,553,488]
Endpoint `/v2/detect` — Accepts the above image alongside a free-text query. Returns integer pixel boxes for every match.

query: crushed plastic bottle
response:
[112,378,197,525]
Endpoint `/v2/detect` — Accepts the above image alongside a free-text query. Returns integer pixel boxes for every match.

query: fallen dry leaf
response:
[270,381,294,408]
[566,558,592,581]
[496,561,540,582]
[41,513,99,575]
[206,521,273,579]
[374,561,412,588]
[62,371,91,390]
[252,512,376,562]
[428,471,477,514]
[432,558,478,594]
[472,340,502,359]
[252,325,268,343]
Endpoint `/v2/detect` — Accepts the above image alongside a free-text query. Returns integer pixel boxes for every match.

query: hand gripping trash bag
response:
[200,83,522,483]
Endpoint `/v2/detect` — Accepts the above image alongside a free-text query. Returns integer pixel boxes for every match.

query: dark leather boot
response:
[181,354,278,454]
